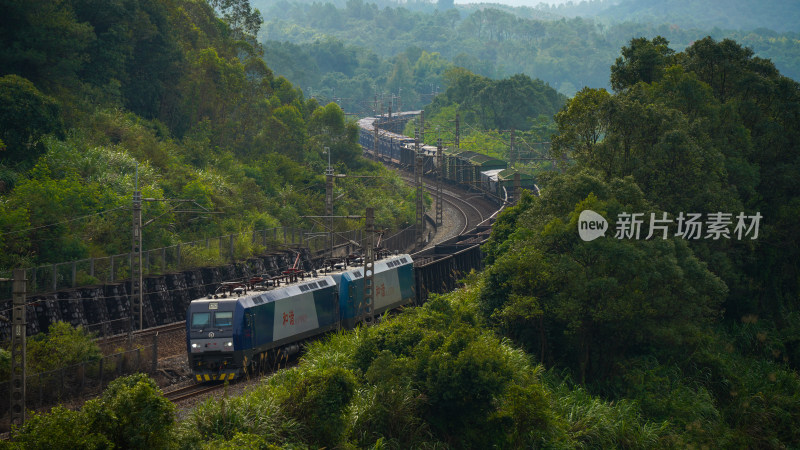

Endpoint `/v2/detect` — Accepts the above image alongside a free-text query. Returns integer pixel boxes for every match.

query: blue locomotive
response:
[186,254,414,381]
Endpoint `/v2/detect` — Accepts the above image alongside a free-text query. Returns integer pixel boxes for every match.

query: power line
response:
[0,206,129,238]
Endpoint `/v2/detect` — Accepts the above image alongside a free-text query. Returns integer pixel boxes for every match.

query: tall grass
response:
[175,383,302,449]
[549,377,667,449]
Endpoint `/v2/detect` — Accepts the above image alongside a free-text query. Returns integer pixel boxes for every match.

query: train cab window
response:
[214,311,233,328]
[191,312,211,329]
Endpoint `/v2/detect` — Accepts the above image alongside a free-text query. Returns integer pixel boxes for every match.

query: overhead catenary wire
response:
[0,206,129,238]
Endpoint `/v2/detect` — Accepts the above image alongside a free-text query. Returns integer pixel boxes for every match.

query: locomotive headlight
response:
[225,341,233,347]
[192,343,198,348]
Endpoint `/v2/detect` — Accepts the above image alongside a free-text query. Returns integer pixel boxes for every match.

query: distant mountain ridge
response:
[256,0,800,33]
[594,0,800,32]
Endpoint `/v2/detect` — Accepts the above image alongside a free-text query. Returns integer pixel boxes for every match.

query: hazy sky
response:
[453,0,573,5]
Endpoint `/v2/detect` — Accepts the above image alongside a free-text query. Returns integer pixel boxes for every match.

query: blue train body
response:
[187,254,414,381]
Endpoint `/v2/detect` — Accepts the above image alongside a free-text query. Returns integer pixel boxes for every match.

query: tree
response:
[0,0,93,90]
[283,366,357,447]
[437,0,454,10]
[480,170,726,382]
[208,0,263,41]
[610,36,675,92]
[27,321,101,373]
[0,75,62,166]
[551,87,612,172]
[9,406,111,449]
[84,373,175,449]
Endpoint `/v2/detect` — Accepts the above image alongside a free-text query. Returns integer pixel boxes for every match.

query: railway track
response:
[96,321,188,362]
[96,320,186,345]
[398,172,499,238]
[164,357,300,405]
[165,382,224,403]
[435,186,488,234]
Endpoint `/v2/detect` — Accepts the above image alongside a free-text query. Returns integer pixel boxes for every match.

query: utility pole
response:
[436,138,443,226]
[10,268,27,426]
[420,110,425,144]
[361,207,375,325]
[455,113,460,149]
[514,173,521,204]
[325,147,334,262]
[510,128,516,165]
[129,167,220,332]
[131,177,143,332]
[415,130,424,250]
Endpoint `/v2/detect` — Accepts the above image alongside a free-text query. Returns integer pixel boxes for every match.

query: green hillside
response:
[597,0,800,32]
[3,1,800,448]
[259,0,800,100]
[0,0,415,271]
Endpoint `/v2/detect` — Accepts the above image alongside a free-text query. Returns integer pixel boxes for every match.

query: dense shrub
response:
[83,373,175,449]
[283,366,357,447]
[5,406,110,450]
[176,385,302,449]
[26,321,101,374]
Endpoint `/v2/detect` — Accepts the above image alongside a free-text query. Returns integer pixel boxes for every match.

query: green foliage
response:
[209,0,264,40]
[480,171,727,383]
[549,378,666,448]
[0,348,9,382]
[176,384,302,448]
[593,0,800,33]
[27,321,101,374]
[339,292,559,446]
[83,373,175,449]
[283,366,357,447]
[8,405,111,450]
[261,0,800,101]
[0,0,417,270]
[554,36,800,345]
[0,75,63,166]
[426,67,566,133]
[610,36,676,91]
[0,0,94,89]
[349,372,432,447]
[8,374,173,449]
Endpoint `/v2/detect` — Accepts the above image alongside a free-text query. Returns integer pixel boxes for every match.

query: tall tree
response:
[480,171,726,383]
[610,36,675,92]
[0,0,93,90]
[0,75,63,167]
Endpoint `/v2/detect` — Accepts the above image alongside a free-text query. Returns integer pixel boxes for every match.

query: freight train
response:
[186,112,527,382]
[357,115,539,201]
[186,253,414,381]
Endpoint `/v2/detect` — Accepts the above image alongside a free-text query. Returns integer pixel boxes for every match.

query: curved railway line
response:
[165,382,224,403]
[397,172,499,242]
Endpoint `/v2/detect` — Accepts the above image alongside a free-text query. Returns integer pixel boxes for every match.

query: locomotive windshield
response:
[214,311,233,328]
[191,311,233,330]
[191,312,211,329]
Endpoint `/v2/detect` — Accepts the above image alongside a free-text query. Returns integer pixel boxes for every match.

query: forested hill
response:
[0,0,415,271]
[260,0,800,98]
[595,0,800,32]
